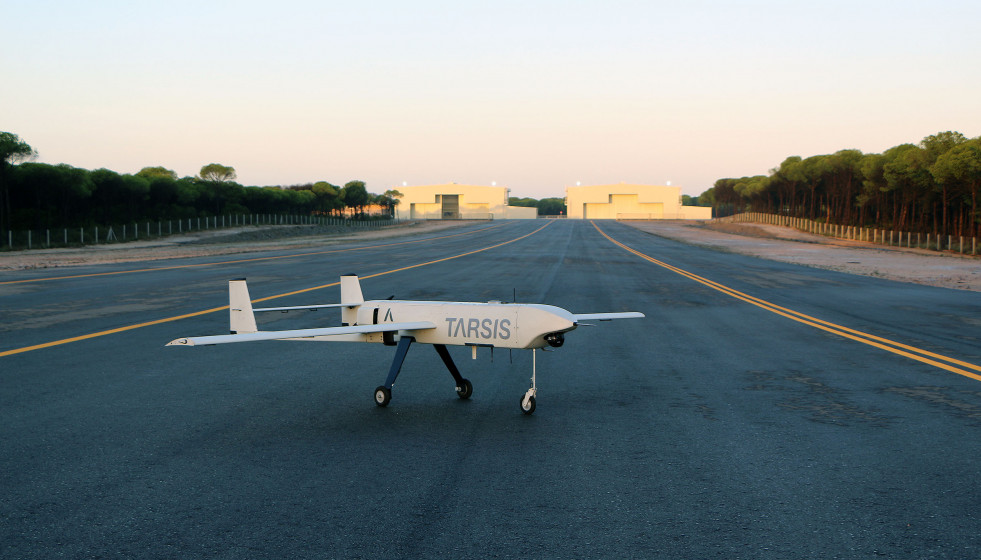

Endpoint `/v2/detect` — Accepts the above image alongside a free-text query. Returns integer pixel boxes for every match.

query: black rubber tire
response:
[374,386,392,407]
[456,378,473,400]
[520,395,536,415]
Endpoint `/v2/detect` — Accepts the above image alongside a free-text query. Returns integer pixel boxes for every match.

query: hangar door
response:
[441,194,460,219]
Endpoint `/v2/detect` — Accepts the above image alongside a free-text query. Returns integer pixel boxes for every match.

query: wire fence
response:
[3,214,402,252]
[715,212,978,256]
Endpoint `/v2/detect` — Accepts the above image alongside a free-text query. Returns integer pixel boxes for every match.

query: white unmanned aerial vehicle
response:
[167,275,643,414]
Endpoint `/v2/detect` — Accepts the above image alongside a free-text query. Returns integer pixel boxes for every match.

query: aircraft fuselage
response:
[347,300,577,349]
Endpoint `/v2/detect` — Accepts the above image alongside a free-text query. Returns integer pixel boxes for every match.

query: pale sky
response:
[3,0,979,198]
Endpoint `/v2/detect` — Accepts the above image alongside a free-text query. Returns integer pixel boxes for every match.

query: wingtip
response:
[166,338,194,347]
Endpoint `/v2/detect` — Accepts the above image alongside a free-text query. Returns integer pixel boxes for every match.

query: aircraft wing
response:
[166,321,436,347]
[573,312,645,322]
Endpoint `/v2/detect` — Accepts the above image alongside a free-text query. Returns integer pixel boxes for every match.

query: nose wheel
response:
[520,391,536,414]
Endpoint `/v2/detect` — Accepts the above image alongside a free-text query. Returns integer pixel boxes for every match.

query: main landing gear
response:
[373,337,539,415]
[374,337,472,408]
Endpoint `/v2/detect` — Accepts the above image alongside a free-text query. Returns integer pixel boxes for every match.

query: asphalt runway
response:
[2,220,981,558]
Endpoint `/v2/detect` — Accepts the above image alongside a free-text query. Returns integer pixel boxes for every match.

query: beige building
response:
[565,183,712,220]
[395,184,537,220]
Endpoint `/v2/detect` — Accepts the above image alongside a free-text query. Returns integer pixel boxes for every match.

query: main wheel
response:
[456,378,473,400]
[374,386,392,407]
[520,395,536,415]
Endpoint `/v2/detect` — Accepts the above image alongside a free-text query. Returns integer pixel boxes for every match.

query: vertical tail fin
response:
[229,279,258,334]
[340,274,364,326]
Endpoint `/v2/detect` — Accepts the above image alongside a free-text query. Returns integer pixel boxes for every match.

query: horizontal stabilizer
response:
[167,321,435,347]
[573,312,645,322]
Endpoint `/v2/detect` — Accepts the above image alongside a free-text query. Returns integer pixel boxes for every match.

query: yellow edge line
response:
[0,223,507,285]
[0,221,553,358]
[592,221,981,383]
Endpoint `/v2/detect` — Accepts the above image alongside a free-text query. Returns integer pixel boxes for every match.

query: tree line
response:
[508,197,566,216]
[698,131,981,237]
[0,132,401,231]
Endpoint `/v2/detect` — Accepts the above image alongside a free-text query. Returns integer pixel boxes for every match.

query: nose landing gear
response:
[520,349,538,415]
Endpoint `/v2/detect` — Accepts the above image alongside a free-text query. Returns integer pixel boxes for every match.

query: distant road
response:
[2,220,980,558]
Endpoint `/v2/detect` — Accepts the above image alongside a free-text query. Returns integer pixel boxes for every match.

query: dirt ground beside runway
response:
[0,220,475,271]
[624,220,980,292]
[2,219,979,292]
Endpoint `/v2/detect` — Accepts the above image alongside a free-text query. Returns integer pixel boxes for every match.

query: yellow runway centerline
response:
[0,222,552,358]
[593,221,981,382]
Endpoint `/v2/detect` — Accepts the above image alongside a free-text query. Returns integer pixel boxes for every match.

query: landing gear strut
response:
[373,337,473,407]
[435,344,472,400]
[374,336,413,407]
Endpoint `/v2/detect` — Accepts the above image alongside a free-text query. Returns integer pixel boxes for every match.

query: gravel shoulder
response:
[0,220,475,270]
[623,220,981,292]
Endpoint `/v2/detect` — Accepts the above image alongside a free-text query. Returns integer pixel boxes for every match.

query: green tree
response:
[14,163,94,227]
[797,155,830,220]
[825,149,863,224]
[312,181,342,215]
[921,131,967,234]
[536,198,566,215]
[931,138,981,236]
[921,131,967,162]
[857,153,886,226]
[508,197,537,207]
[882,144,932,232]
[377,189,403,217]
[696,187,715,207]
[0,132,38,232]
[710,178,741,216]
[733,175,769,210]
[199,163,236,183]
[198,163,238,214]
[769,156,805,215]
[89,169,149,223]
[342,180,370,216]
[137,166,178,181]
[288,189,316,215]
